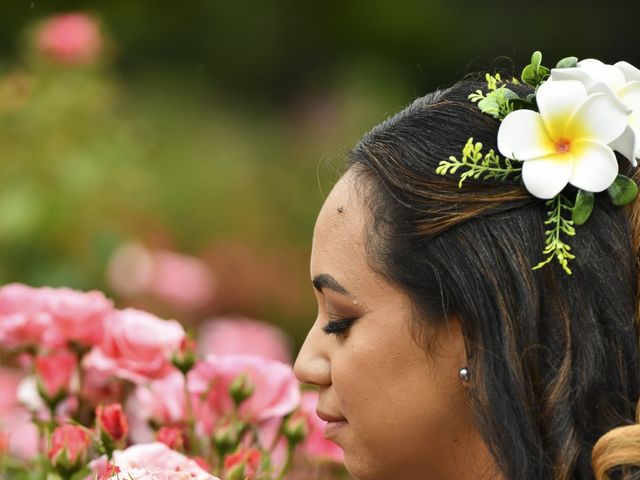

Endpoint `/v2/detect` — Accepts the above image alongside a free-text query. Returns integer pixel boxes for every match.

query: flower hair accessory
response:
[436,51,640,274]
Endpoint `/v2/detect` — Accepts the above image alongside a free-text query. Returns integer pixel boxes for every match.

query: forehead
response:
[310,171,369,278]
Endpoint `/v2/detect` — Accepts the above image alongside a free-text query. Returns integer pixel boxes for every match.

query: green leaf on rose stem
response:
[572,190,594,225]
[556,56,579,69]
[607,174,639,206]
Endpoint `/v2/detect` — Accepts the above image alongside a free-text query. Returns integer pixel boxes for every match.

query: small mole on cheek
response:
[337,206,344,214]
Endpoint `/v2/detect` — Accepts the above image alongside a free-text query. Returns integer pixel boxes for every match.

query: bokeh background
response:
[0,0,637,350]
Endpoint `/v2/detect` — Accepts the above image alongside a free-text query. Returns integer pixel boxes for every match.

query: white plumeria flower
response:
[497,80,629,199]
[550,58,640,166]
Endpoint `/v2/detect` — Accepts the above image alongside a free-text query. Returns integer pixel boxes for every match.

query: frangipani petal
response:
[521,155,573,199]
[588,81,631,111]
[610,125,638,167]
[536,80,587,139]
[565,92,629,145]
[618,80,640,115]
[568,140,619,192]
[497,110,554,160]
[615,61,640,83]
[549,67,595,90]
[578,59,626,90]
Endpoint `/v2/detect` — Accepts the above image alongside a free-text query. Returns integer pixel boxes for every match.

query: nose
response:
[293,323,331,388]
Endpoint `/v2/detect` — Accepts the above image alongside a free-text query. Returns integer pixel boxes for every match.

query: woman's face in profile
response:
[293,170,496,480]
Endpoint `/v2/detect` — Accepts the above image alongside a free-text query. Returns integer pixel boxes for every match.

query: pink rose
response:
[0,430,8,455]
[126,370,186,443]
[188,355,300,434]
[39,286,113,347]
[0,284,54,348]
[37,13,103,66]
[0,283,113,348]
[297,391,344,463]
[0,368,22,414]
[49,424,91,473]
[155,426,187,451]
[35,351,77,404]
[110,442,219,480]
[84,308,185,383]
[0,368,39,459]
[96,403,128,444]
[108,245,215,311]
[198,317,292,363]
[81,366,126,406]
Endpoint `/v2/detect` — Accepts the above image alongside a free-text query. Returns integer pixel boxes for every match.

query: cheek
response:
[330,326,470,478]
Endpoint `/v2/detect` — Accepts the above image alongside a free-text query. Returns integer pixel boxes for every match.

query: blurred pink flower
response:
[0,368,22,414]
[35,350,77,402]
[107,243,216,311]
[297,391,344,463]
[110,442,218,480]
[0,368,39,459]
[37,13,103,66]
[84,308,185,383]
[0,283,113,349]
[198,317,292,363]
[126,370,186,443]
[188,354,300,434]
[96,403,128,444]
[155,426,186,451]
[81,366,126,406]
[49,424,91,472]
[0,430,8,455]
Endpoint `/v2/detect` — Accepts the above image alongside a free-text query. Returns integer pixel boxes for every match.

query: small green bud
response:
[229,373,254,407]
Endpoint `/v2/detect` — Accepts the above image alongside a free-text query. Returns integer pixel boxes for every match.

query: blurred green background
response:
[0,0,637,347]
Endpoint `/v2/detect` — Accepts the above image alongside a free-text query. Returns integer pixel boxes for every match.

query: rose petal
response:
[521,155,573,199]
[568,140,619,192]
[565,92,629,145]
[536,80,587,139]
[497,110,554,160]
[610,125,638,167]
[615,61,640,83]
[578,59,626,91]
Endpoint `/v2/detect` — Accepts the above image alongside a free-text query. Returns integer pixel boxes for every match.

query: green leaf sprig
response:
[436,138,521,188]
[533,194,576,275]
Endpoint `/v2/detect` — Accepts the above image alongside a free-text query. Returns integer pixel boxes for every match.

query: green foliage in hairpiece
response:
[533,195,576,275]
[436,138,521,188]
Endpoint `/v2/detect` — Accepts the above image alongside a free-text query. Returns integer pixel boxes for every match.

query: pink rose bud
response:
[35,351,77,409]
[229,373,254,407]
[156,426,186,451]
[48,424,91,475]
[36,13,103,66]
[171,336,197,374]
[224,448,261,480]
[96,403,128,452]
[0,430,9,455]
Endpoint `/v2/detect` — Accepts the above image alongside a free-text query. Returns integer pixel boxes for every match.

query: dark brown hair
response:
[346,80,640,480]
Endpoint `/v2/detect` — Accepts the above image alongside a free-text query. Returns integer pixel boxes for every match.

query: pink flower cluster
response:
[36,13,103,66]
[0,283,344,479]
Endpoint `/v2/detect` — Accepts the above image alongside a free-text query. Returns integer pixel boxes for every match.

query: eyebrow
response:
[312,274,350,296]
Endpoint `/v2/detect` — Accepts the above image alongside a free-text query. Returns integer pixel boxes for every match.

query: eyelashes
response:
[322,316,357,338]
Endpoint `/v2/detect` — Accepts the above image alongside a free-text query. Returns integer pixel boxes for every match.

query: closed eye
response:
[322,317,357,336]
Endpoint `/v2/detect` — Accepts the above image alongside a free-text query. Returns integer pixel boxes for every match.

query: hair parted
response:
[346,79,640,480]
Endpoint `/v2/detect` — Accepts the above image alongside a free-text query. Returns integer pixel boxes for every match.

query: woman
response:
[293,56,640,480]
